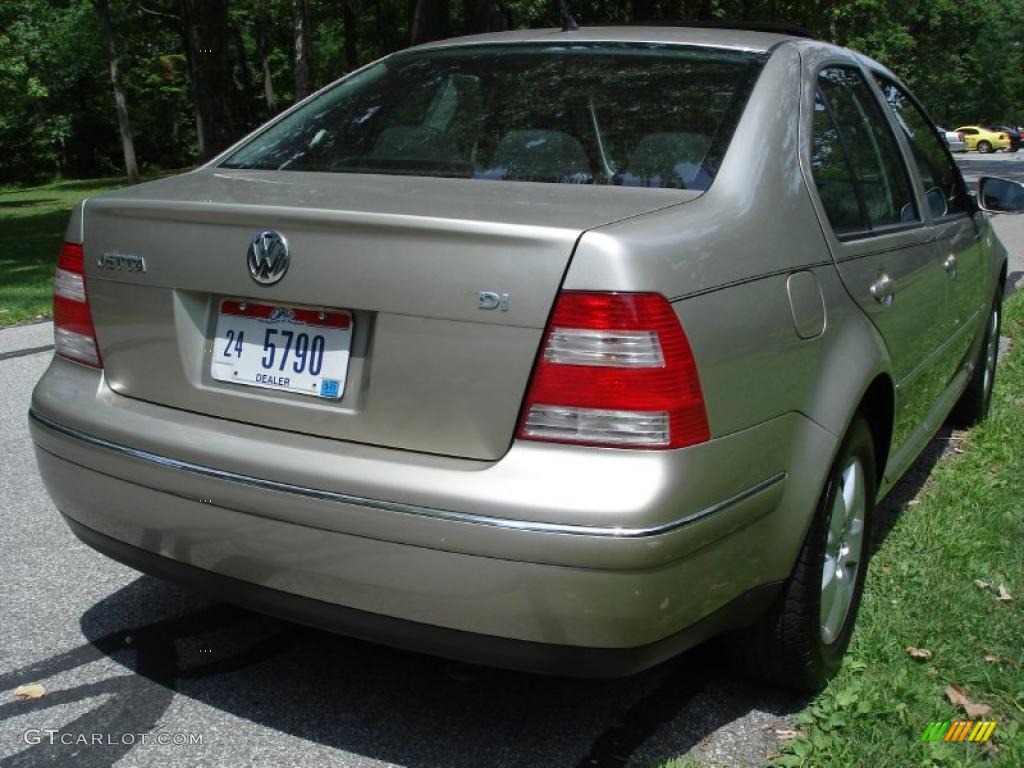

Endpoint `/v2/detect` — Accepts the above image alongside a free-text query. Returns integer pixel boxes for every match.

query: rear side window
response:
[221,43,766,191]
[811,66,918,237]
[875,77,969,219]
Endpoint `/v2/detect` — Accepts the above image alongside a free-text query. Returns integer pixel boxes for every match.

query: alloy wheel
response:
[982,306,1000,400]
[820,457,866,645]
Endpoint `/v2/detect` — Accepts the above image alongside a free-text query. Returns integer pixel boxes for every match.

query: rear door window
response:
[811,66,918,237]
[874,76,969,219]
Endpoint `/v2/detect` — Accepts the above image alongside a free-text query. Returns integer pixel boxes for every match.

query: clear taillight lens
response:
[517,291,710,450]
[53,242,102,368]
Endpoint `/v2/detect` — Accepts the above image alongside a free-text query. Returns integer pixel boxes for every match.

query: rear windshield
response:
[221,43,766,191]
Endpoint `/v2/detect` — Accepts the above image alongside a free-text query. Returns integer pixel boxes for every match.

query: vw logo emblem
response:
[247,231,290,285]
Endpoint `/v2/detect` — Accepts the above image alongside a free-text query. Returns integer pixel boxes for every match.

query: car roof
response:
[411,25,803,54]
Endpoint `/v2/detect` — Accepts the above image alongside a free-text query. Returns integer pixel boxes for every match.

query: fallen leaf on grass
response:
[975,579,992,590]
[881,564,893,573]
[13,683,45,700]
[906,645,933,660]
[946,684,991,718]
[983,655,998,663]
[996,584,1013,602]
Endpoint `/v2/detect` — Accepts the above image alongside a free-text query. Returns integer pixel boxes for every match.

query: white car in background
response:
[938,127,966,152]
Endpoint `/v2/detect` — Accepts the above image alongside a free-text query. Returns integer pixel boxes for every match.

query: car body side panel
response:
[851,55,988,405]
[795,42,965,462]
[935,213,987,366]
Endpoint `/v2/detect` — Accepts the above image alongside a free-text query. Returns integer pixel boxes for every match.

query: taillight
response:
[517,291,710,449]
[53,242,102,367]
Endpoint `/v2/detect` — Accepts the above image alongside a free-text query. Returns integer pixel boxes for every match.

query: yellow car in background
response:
[955,125,1012,153]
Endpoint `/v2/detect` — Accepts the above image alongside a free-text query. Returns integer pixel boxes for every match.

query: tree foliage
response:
[1,0,1021,184]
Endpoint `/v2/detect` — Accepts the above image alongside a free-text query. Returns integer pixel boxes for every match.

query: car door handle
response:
[869,274,895,306]
[943,253,958,278]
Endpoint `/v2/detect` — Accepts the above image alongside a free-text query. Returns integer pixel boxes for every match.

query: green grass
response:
[0,176,147,326]
[768,291,1024,767]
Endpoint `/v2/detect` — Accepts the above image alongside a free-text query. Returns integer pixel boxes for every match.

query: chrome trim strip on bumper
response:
[29,410,785,539]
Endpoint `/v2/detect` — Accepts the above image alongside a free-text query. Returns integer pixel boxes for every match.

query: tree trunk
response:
[410,0,448,46]
[629,0,651,24]
[181,0,236,161]
[233,23,257,128]
[463,0,507,33]
[293,0,312,100]
[343,1,358,70]
[255,24,276,113]
[92,0,140,184]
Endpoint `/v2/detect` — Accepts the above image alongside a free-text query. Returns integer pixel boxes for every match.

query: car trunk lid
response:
[81,169,697,460]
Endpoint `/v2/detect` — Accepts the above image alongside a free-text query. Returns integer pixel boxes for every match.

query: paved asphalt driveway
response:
[1,153,1022,768]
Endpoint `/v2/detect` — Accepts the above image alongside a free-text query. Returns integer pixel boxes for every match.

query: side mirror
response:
[977,176,1024,214]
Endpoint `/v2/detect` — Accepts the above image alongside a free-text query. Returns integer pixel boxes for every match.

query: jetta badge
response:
[97,252,146,272]
[247,231,290,285]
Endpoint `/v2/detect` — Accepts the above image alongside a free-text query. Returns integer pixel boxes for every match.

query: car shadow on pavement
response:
[2,571,804,768]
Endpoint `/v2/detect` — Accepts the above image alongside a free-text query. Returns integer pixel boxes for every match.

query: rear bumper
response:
[61,512,780,677]
[30,357,838,671]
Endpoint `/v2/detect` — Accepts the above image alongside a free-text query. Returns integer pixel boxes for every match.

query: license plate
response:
[211,300,352,399]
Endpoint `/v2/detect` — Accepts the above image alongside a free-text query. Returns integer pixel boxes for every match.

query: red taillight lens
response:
[53,242,102,367]
[517,291,710,449]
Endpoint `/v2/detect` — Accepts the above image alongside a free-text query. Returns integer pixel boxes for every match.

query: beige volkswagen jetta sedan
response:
[30,25,1020,690]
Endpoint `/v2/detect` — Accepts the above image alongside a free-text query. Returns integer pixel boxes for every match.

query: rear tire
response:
[950,294,1001,427]
[729,417,875,692]
[978,140,993,154]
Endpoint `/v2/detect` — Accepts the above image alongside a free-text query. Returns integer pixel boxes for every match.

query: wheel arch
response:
[857,374,895,488]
